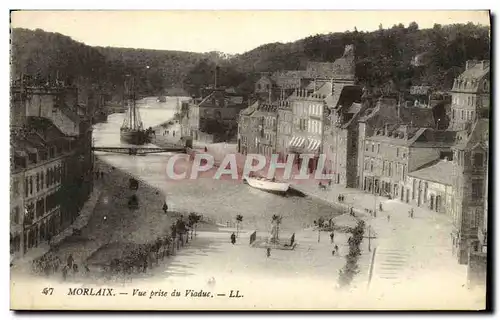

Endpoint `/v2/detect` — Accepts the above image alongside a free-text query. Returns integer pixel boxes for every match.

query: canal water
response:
[93,97,338,233]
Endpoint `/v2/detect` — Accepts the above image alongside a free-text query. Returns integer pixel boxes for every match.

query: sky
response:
[11,10,491,55]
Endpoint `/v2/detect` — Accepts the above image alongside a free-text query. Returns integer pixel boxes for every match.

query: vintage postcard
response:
[9,10,490,310]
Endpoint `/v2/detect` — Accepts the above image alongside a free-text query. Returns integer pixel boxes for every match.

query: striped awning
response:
[288,136,306,149]
[306,139,321,152]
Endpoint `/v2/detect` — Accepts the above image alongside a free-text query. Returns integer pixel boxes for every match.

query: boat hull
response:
[244,176,290,193]
[120,130,149,145]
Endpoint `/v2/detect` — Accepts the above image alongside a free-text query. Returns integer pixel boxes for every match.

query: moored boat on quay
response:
[243,175,290,193]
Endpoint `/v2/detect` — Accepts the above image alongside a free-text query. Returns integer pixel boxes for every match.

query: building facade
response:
[362,125,455,201]
[449,60,490,131]
[324,85,363,187]
[276,100,293,161]
[237,101,260,155]
[450,119,489,264]
[356,96,436,192]
[10,80,94,259]
[406,159,454,214]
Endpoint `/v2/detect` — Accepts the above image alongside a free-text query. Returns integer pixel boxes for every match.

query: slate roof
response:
[454,118,489,151]
[408,160,455,186]
[240,101,259,116]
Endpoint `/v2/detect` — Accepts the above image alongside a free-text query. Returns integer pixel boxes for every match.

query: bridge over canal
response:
[92,146,187,155]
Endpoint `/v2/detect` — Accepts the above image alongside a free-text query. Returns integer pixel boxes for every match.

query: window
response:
[470,209,477,228]
[370,159,374,172]
[40,172,44,190]
[452,109,455,119]
[46,169,50,187]
[29,176,33,195]
[472,180,484,198]
[396,148,400,157]
[365,142,369,152]
[461,110,465,120]
[11,206,19,224]
[25,178,29,197]
[12,179,19,196]
[474,153,484,167]
[36,198,45,219]
[36,173,40,192]
[371,144,374,152]
[468,97,471,106]
[377,144,380,153]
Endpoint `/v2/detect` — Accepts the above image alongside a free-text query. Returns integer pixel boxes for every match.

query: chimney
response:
[214,66,220,88]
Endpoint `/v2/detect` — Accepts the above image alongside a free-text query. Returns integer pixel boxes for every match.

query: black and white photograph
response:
[8,10,491,310]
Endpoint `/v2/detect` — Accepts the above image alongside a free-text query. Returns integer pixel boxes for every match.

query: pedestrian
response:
[266,247,271,258]
[173,131,176,137]
[379,203,383,211]
[334,245,339,255]
[204,146,208,152]
[230,232,236,245]
[410,209,414,219]
[73,264,79,274]
[162,202,168,214]
[67,254,74,269]
[62,265,68,281]
[337,195,341,202]
[330,232,334,244]
[341,195,345,202]
[328,179,332,187]
[387,214,391,222]
[167,130,169,135]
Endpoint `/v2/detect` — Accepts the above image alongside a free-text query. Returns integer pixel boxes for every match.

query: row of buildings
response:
[10,77,95,260]
[237,45,490,286]
[180,67,248,144]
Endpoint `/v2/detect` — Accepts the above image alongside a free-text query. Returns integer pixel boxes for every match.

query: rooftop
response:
[408,160,455,186]
[454,118,489,151]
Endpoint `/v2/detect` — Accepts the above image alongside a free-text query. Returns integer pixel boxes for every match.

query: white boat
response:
[243,176,290,193]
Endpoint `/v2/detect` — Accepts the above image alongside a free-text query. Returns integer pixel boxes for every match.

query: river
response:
[93,97,337,233]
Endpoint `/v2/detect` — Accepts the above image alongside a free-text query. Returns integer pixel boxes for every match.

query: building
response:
[237,101,278,158]
[10,80,94,258]
[238,101,260,155]
[466,134,489,289]
[276,99,293,160]
[254,103,278,157]
[449,60,490,131]
[287,85,327,173]
[184,87,247,143]
[356,96,436,191]
[450,119,489,264]
[324,85,363,187]
[362,125,456,201]
[406,159,454,214]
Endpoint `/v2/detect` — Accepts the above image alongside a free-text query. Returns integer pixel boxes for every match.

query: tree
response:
[236,214,243,237]
[408,21,419,32]
[188,212,201,238]
[271,214,283,243]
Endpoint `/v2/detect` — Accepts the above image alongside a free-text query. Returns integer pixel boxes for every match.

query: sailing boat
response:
[120,77,152,145]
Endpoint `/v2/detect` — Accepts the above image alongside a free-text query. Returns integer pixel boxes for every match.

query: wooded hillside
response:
[11,22,490,100]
